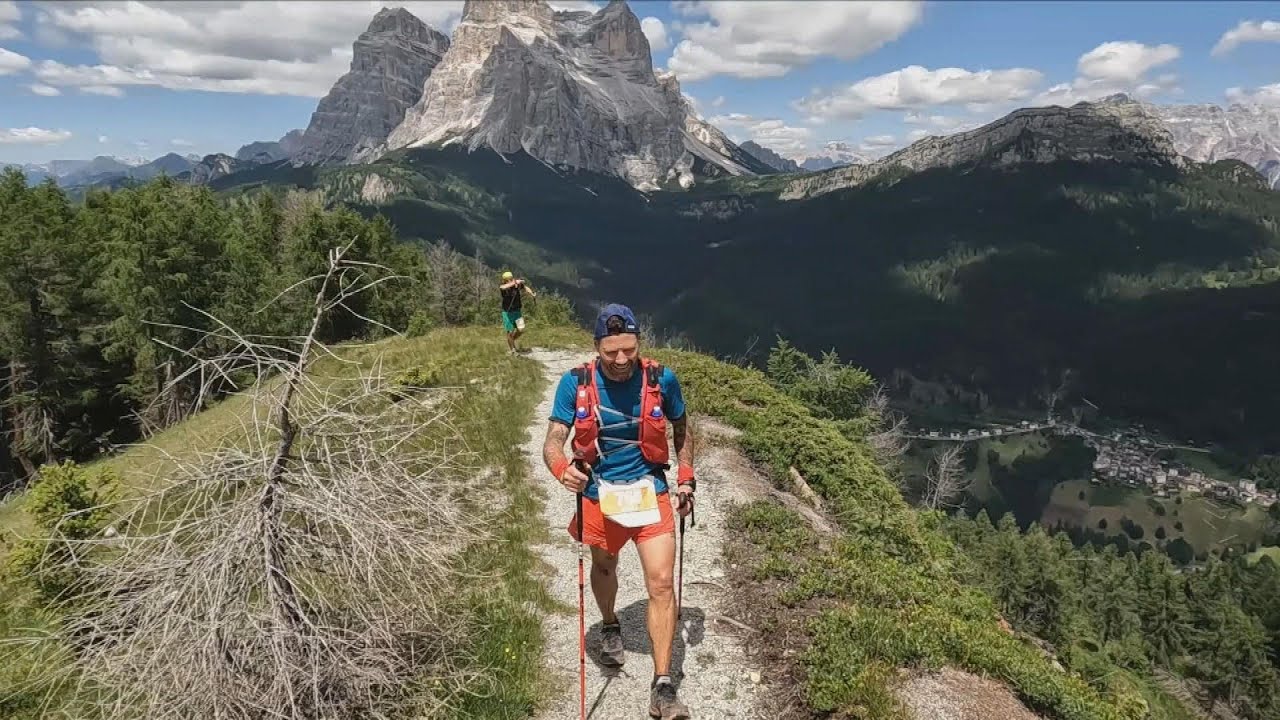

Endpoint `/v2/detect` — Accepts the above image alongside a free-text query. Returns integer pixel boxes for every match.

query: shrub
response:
[525,290,576,328]
[406,310,436,337]
[6,461,117,606]
[764,337,875,421]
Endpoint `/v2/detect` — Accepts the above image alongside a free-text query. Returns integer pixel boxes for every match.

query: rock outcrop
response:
[292,8,449,166]
[784,98,1183,199]
[184,154,250,185]
[383,0,758,190]
[740,141,801,173]
[1137,98,1280,189]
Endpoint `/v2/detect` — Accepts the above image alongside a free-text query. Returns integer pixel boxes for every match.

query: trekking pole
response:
[677,510,685,621]
[573,458,586,717]
[576,487,586,720]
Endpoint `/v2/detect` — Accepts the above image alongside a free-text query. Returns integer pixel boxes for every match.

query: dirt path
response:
[522,349,768,720]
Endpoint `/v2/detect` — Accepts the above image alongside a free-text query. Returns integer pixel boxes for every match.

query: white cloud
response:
[641,16,668,51]
[668,1,923,82]
[861,134,897,147]
[29,1,466,97]
[1226,83,1280,106]
[1077,41,1179,84]
[903,112,975,131]
[1213,20,1280,56]
[547,1,601,11]
[1032,41,1181,106]
[0,45,29,74]
[79,83,125,97]
[907,128,931,141]
[171,138,194,147]
[797,65,1043,122]
[709,112,813,155]
[0,1,20,39]
[0,127,73,145]
[711,95,725,108]
[98,135,109,143]
[28,83,60,96]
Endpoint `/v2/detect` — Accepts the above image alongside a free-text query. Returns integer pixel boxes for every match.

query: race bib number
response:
[597,477,661,528]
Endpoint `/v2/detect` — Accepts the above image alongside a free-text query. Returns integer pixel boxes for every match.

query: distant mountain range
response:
[4,1,1278,193]
[9,153,199,186]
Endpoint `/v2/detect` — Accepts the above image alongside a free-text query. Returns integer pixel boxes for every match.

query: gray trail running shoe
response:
[648,680,690,720]
[599,622,625,666]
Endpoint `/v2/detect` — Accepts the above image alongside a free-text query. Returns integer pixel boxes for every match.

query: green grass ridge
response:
[649,348,1144,720]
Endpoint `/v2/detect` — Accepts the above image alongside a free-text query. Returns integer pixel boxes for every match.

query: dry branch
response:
[14,243,491,720]
[787,466,824,511]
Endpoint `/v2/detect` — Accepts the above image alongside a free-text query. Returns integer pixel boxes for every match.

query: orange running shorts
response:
[567,491,676,556]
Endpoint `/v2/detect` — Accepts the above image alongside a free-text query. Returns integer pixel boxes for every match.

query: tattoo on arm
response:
[671,416,694,471]
[543,421,570,473]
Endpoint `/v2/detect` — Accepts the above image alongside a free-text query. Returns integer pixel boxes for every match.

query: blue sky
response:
[1,0,1278,165]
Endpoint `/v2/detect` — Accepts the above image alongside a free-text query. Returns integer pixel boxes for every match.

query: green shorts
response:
[502,310,524,333]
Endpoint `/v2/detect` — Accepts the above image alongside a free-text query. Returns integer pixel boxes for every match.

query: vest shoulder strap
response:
[642,358,663,388]
[572,362,593,387]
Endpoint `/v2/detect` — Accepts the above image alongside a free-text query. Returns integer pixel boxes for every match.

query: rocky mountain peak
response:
[382,0,761,190]
[291,8,449,166]
[578,0,649,62]
[462,0,554,30]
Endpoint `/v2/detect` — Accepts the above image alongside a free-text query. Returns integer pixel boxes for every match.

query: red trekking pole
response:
[677,494,695,620]
[576,488,586,720]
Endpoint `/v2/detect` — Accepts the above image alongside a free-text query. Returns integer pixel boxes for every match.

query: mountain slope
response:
[665,159,1280,455]
[292,8,450,166]
[784,97,1183,199]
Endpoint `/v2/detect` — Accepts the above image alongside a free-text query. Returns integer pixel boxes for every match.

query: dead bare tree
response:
[866,385,909,467]
[923,443,971,510]
[13,242,492,719]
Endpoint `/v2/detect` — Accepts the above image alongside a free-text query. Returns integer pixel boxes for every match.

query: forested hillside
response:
[665,160,1280,457]
[947,512,1280,719]
[0,168,568,488]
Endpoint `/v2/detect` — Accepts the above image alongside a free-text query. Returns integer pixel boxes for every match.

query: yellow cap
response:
[501,271,514,280]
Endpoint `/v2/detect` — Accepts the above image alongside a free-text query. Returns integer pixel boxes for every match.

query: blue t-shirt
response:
[551,362,686,500]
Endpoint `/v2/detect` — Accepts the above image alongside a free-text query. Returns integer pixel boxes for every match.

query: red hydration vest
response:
[570,358,671,469]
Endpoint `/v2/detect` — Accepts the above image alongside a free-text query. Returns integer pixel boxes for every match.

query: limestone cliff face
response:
[292,8,449,166]
[383,0,759,190]
[783,98,1184,200]
[1140,97,1280,189]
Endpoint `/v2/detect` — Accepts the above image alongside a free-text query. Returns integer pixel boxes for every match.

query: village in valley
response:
[908,419,1279,510]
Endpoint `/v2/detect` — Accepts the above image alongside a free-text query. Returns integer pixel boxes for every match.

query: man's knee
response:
[645,567,674,599]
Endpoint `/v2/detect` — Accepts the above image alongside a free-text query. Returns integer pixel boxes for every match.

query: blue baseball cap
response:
[594,303,640,340]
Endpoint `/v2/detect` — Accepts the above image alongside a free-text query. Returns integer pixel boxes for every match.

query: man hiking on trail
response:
[542,303,696,720]
[499,270,536,354]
